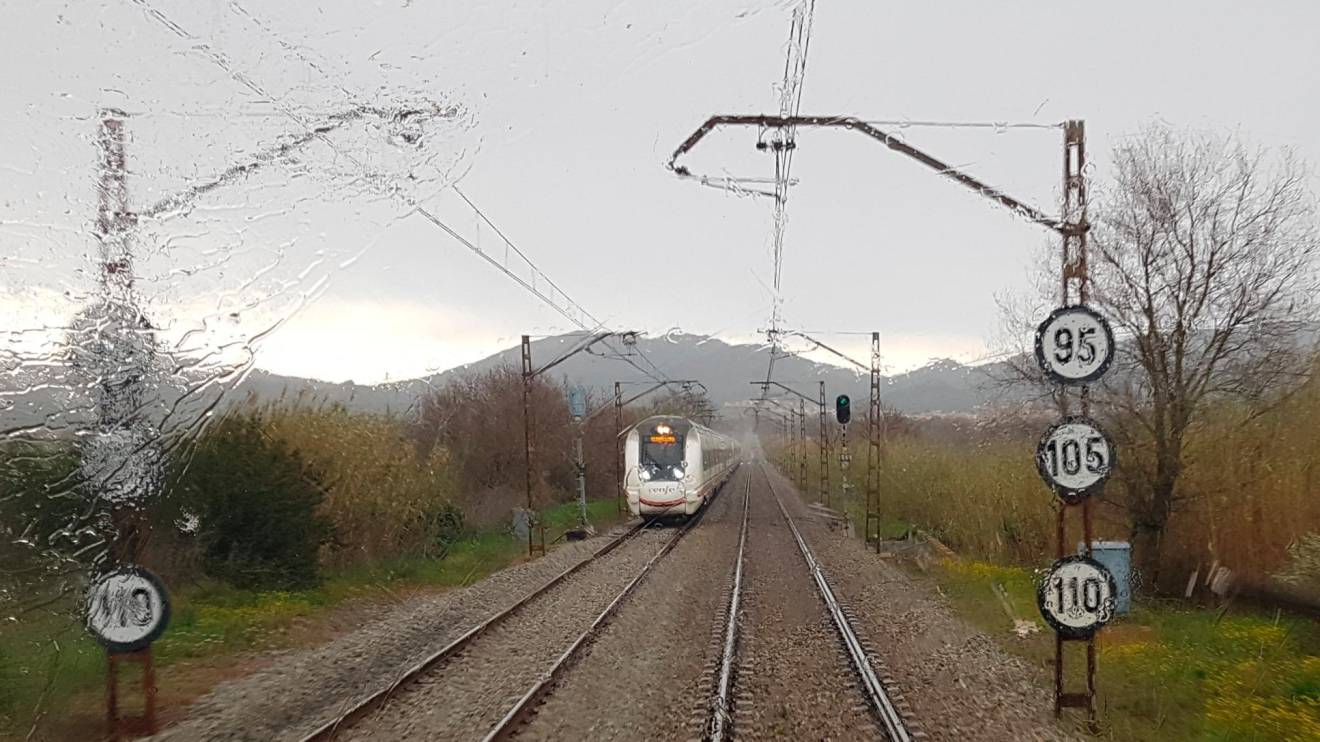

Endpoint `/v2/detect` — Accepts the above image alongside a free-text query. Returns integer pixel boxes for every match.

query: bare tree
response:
[1090,125,1319,585]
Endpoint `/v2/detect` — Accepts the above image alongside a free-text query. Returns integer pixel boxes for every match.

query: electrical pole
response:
[748,379,826,499]
[614,381,624,515]
[521,335,541,556]
[798,397,807,492]
[81,109,160,567]
[819,380,829,507]
[519,332,649,554]
[1053,119,1100,730]
[73,101,453,566]
[865,331,882,551]
[784,409,793,479]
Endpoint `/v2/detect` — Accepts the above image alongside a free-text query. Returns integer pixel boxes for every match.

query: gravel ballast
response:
[761,463,1078,742]
[335,526,676,741]
[734,463,884,740]
[509,466,747,741]
[151,526,634,741]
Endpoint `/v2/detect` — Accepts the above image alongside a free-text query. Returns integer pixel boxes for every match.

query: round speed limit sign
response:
[85,565,171,653]
[1036,416,1115,504]
[1034,305,1115,385]
[1037,555,1117,639]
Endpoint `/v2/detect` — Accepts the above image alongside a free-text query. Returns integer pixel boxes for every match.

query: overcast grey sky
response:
[4,0,1319,384]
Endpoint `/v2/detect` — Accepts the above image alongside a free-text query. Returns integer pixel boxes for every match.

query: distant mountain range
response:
[233,333,1022,415]
[1,333,1021,434]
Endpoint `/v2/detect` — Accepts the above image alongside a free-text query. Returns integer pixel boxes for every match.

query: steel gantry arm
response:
[749,379,829,500]
[617,379,707,410]
[771,329,869,371]
[531,332,625,380]
[749,380,821,407]
[668,114,1070,235]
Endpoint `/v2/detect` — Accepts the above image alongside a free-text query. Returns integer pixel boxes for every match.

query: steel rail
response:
[707,469,752,741]
[760,462,912,742]
[301,518,651,742]
[483,464,741,741]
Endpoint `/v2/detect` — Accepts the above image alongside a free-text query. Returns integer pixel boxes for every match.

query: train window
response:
[640,432,685,480]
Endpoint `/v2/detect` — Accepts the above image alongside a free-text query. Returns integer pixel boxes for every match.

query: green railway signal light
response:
[835,394,851,425]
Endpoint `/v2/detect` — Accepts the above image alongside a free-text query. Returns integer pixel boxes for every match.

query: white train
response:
[623,416,739,518]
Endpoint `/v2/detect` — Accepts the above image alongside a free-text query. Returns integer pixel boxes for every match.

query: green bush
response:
[420,500,465,559]
[259,402,461,563]
[0,440,100,576]
[168,412,332,590]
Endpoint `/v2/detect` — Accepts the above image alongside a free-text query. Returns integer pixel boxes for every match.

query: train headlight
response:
[672,466,684,479]
[639,468,652,481]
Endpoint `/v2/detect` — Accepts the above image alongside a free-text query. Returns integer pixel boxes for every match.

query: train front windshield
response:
[640,431,685,481]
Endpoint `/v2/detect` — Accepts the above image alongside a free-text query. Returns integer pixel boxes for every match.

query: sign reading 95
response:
[1036,416,1115,504]
[1034,305,1115,385]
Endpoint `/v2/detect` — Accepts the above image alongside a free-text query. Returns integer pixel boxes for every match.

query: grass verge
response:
[931,557,1320,741]
[0,498,626,740]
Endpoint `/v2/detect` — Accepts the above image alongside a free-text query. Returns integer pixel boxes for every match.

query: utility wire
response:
[158,0,683,392]
[860,119,1064,130]
[452,185,603,330]
[762,0,816,402]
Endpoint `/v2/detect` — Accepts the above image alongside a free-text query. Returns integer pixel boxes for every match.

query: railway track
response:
[706,468,751,741]
[308,466,737,742]
[300,519,648,741]
[481,489,717,741]
[703,460,913,741]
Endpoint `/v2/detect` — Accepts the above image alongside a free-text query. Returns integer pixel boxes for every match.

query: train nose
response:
[639,481,684,508]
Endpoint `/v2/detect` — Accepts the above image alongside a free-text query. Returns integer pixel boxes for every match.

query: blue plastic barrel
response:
[1078,540,1132,615]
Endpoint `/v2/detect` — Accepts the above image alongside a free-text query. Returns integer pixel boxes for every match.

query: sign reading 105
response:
[1035,416,1114,504]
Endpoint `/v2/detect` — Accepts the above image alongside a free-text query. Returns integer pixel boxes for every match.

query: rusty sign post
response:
[86,566,171,739]
[1033,121,1115,731]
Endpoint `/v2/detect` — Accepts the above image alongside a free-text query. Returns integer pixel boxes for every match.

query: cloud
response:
[250,298,512,383]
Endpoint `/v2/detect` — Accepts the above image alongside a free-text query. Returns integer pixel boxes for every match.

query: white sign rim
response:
[1037,555,1118,639]
[1035,415,1115,503]
[85,565,171,653]
[1034,305,1116,386]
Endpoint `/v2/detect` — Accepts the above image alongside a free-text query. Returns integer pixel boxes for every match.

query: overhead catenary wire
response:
[452,185,605,331]
[131,0,691,394]
[761,0,817,405]
[860,119,1064,130]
